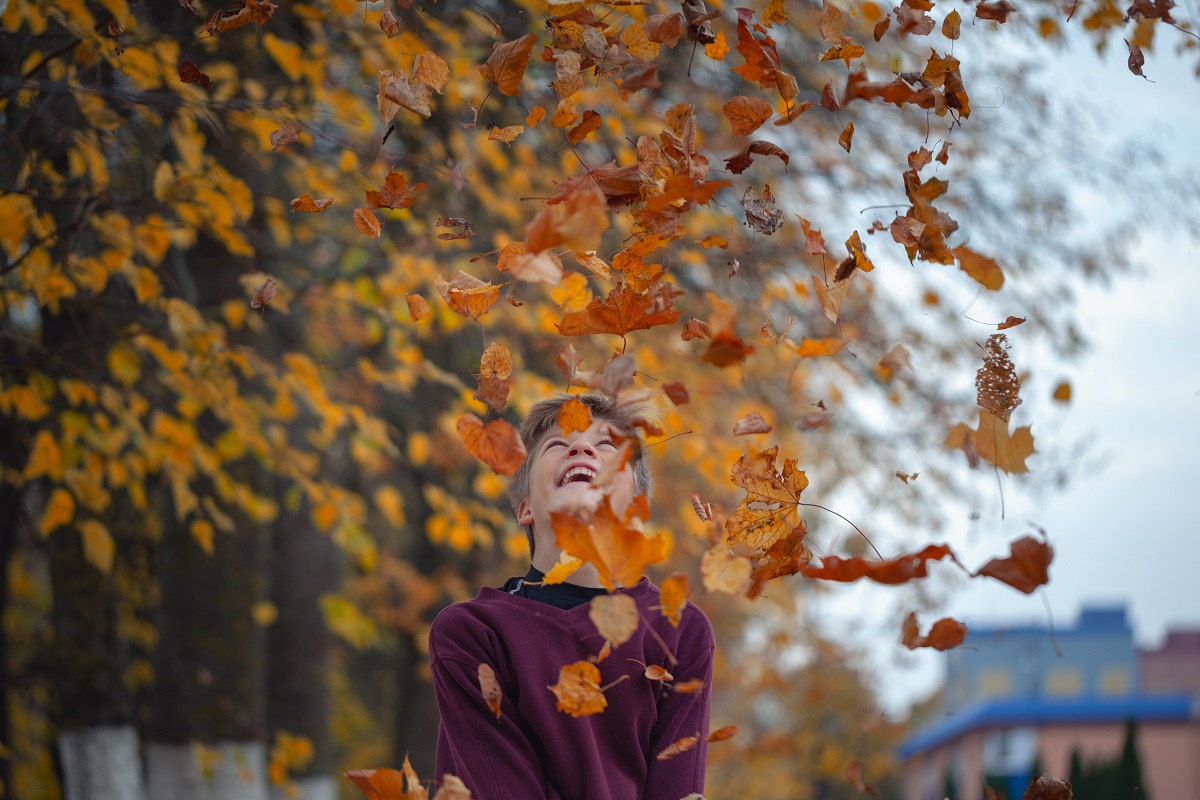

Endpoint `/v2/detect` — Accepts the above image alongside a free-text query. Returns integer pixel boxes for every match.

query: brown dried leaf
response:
[353,208,382,239]
[268,122,301,151]
[478,663,503,719]
[290,195,334,212]
[656,733,700,760]
[250,277,277,309]
[732,412,772,436]
[456,413,526,476]
[479,34,537,96]
[741,184,784,234]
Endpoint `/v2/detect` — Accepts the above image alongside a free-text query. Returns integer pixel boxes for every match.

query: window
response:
[1045,668,1083,697]
[979,669,1013,699]
[1099,667,1130,695]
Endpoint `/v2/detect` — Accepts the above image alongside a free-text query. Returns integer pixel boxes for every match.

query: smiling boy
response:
[427,394,714,800]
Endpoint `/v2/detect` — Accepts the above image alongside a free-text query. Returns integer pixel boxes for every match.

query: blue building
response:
[898,605,1200,800]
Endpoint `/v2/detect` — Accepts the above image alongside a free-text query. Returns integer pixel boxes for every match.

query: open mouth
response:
[557,465,597,487]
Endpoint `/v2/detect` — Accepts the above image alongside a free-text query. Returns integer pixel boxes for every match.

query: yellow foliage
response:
[190,519,215,555]
[23,431,64,481]
[39,488,75,536]
[319,594,380,649]
[77,519,115,575]
[374,485,406,527]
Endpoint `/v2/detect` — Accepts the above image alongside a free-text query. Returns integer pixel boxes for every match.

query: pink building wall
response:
[902,720,1200,800]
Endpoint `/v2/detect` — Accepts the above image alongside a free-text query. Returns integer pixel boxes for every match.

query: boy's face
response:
[517,417,637,544]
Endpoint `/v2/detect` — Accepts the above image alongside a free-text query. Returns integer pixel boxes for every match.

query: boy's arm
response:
[643,640,715,800]
[431,653,550,799]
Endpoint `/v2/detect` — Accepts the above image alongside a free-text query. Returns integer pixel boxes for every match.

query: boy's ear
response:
[516,497,534,527]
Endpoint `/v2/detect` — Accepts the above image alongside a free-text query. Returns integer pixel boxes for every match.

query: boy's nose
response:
[567,440,596,457]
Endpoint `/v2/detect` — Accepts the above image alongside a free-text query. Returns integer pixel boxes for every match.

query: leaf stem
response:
[796,502,882,560]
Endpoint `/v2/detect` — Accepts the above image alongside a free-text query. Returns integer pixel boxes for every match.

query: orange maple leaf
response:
[974,535,1053,594]
[548,661,607,717]
[366,172,427,211]
[455,413,526,476]
[479,33,537,96]
[434,272,502,320]
[552,496,668,591]
[725,446,808,551]
[944,409,1035,474]
[555,280,682,339]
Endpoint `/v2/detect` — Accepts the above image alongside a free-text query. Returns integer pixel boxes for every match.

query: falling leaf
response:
[354,208,382,239]
[526,107,546,126]
[656,733,700,760]
[478,663,503,719]
[797,409,834,431]
[479,33,537,96]
[250,277,278,309]
[663,382,689,405]
[659,573,691,626]
[178,59,214,89]
[725,446,808,551]
[413,51,450,93]
[674,678,705,694]
[997,315,1026,330]
[436,217,474,240]
[790,337,845,358]
[407,294,430,322]
[290,195,334,212]
[877,343,911,381]
[732,412,772,436]
[844,760,876,795]
[1052,381,1071,402]
[479,343,512,380]
[197,0,276,36]
[976,0,1018,22]
[488,125,524,143]
[974,535,1053,594]
[1022,776,1073,800]
[708,725,737,742]
[953,245,1004,290]
[567,110,603,145]
[644,664,673,681]
[942,9,962,38]
[474,376,509,412]
[378,0,401,37]
[702,545,752,594]
[556,280,682,339]
[725,141,790,174]
[432,775,471,800]
[456,414,526,476]
[800,543,959,585]
[557,396,592,435]
[548,661,607,717]
[723,96,774,135]
[838,121,855,152]
[589,593,639,648]
[901,611,967,650]
[269,122,301,151]
[366,172,427,210]
[552,498,668,591]
[434,272,502,320]
[746,526,812,598]
[742,184,784,234]
[379,69,432,119]
[345,768,408,800]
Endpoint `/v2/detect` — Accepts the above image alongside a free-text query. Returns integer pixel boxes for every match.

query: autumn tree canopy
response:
[1,0,1194,794]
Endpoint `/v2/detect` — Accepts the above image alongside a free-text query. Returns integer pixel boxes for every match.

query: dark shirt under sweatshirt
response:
[428,570,715,800]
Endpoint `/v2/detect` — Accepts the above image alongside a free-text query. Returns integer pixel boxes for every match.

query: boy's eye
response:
[545,440,566,449]
[598,440,615,448]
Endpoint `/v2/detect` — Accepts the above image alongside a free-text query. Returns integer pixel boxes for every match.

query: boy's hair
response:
[507,393,654,556]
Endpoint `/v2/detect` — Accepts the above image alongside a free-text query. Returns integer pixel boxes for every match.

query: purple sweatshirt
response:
[428,578,714,800]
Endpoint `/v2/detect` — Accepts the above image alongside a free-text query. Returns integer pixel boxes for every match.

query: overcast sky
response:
[810,32,1200,716]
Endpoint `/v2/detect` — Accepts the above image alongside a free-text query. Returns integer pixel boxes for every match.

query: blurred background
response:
[2,0,1197,798]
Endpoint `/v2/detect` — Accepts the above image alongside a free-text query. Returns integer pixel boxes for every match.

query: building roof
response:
[898,694,1198,759]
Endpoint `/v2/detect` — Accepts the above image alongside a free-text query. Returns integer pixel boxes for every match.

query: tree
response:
[2,0,1194,795]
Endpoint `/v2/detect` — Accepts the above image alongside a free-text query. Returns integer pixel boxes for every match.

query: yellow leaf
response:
[543,553,583,584]
[701,545,752,594]
[620,23,659,62]
[588,593,639,647]
[24,430,64,480]
[1052,381,1071,402]
[705,30,729,60]
[551,271,592,312]
[251,601,278,626]
[40,488,75,536]
[78,519,115,575]
[319,594,379,649]
[190,519,215,555]
[945,409,1035,474]
[548,661,607,717]
[107,343,141,387]
[374,485,406,527]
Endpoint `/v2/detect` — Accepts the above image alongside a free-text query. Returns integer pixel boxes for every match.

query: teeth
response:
[560,466,596,486]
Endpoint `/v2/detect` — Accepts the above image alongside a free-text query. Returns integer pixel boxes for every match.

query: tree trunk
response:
[147,478,270,799]
[145,741,267,800]
[58,725,146,800]
[266,502,337,785]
